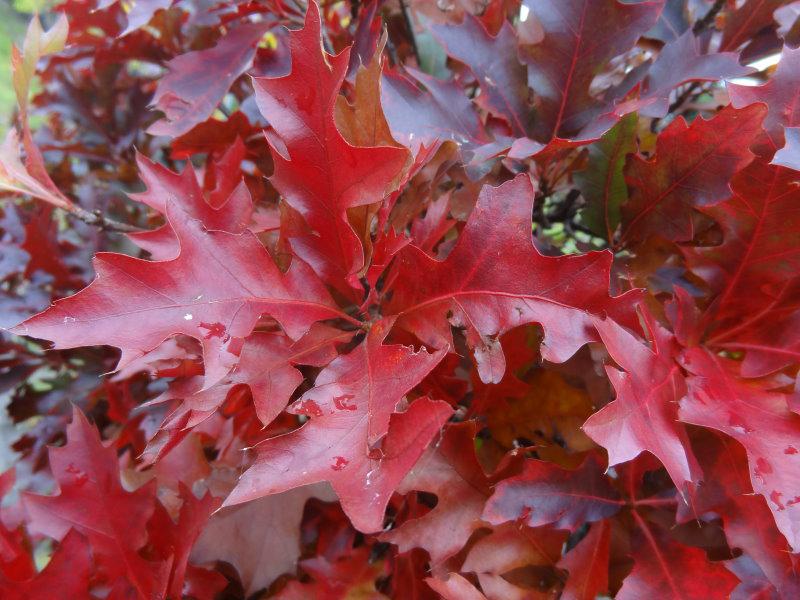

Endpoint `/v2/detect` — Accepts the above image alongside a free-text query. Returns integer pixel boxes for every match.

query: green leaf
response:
[576,113,638,241]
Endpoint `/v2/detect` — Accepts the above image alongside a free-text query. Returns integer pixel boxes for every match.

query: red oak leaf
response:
[557,520,611,600]
[111,336,200,382]
[117,0,172,37]
[0,126,71,213]
[7,0,800,593]
[148,324,352,452]
[386,548,442,600]
[617,518,739,599]
[202,138,250,206]
[334,33,401,150]
[679,348,800,553]
[636,30,753,117]
[646,0,689,43]
[3,15,70,213]
[426,573,486,600]
[689,434,800,597]
[227,395,451,533]
[18,207,76,288]
[381,67,487,152]
[407,190,456,254]
[684,159,800,376]
[723,498,800,598]
[620,104,765,243]
[22,407,169,598]
[0,529,91,599]
[727,555,788,599]
[382,422,495,567]
[192,484,334,595]
[159,485,221,600]
[387,173,640,383]
[520,0,664,142]
[169,111,255,158]
[0,519,34,582]
[720,0,788,52]
[222,320,450,532]
[773,126,800,170]
[776,3,800,46]
[582,313,702,491]
[460,523,567,600]
[1,469,41,584]
[431,14,530,137]
[729,45,800,152]
[277,546,387,599]
[148,22,270,137]
[254,2,409,293]
[482,453,622,530]
[12,203,346,385]
[128,147,252,259]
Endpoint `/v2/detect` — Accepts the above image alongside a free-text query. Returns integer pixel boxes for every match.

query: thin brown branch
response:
[661,0,726,118]
[667,81,702,114]
[692,0,726,35]
[68,205,142,233]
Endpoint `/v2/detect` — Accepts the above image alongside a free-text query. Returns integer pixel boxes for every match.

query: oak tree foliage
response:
[1,0,799,598]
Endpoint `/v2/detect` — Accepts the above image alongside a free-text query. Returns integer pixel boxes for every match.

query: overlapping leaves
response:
[2,0,800,598]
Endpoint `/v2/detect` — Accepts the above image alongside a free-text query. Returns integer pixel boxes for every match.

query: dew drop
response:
[754,457,773,484]
[184,313,194,321]
[333,394,356,411]
[331,456,348,471]
[199,321,228,341]
[295,86,317,115]
[65,463,87,486]
[728,412,754,434]
[193,294,203,301]
[62,316,76,324]
[296,399,323,418]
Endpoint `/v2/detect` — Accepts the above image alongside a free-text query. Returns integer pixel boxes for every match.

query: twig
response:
[68,205,142,233]
[667,81,702,114]
[692,0,726,35]
[399,0,420,65]
[548,189,581,222]
[566,219,601,241]
[661,0,726,117]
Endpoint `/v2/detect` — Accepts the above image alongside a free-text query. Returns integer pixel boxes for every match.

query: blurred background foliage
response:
[0,0,54,134]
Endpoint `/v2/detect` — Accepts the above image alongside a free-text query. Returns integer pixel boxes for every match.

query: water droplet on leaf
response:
[331,456,348,471]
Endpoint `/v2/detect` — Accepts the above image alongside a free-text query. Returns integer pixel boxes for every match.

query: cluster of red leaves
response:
[1,0,800,598]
